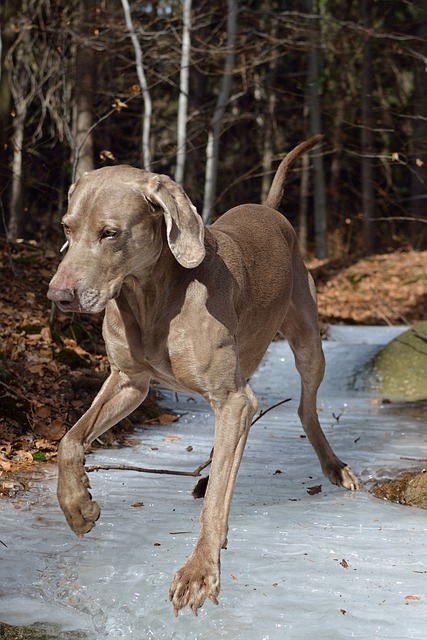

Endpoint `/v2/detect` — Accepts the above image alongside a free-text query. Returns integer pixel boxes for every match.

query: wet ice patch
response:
[1,327,426,639]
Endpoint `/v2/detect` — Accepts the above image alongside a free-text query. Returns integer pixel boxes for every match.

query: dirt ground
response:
[0,240,426,483]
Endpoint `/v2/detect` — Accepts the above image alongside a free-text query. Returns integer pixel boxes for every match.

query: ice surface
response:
[1,327,426,639]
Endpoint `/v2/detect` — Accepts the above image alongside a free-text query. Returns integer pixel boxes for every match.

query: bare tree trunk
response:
[175,0,192,185]
[260,90,276,203]
[0,0,20,203]
[298,148,310,257]
[307,0,327,259]
[71,0,96,179]
[330,96,345,203]
[361,0,375,252]
[6,1,32,241]
[255,4,278,204]
[410,12,427,246]
[121,0,152,171]
[7,99,26,241]
[202,0,238,223]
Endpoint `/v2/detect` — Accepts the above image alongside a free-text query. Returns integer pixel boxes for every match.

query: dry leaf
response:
[405,595,421,601]
[132,501,144,508]
[35,417,66,440]
[307,484,322,496]
[28,364,44,374]
[158,414,179,424]
[13,450,33,464]
[40,327,52,343]
[144,413,179,425]
[99,149,116,161]
[34,404,51,419]
[62,338,91,358]
[128,84,141,95]
[0,459,12,472]
[231,575,238,581]
[163,435,181,442]
[39,348,52,359]
[34,439,57,451]
[112,98,127,113]
[340,559,349,570]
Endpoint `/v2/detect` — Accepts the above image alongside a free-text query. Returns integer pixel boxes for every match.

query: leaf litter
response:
[1,240,426,495]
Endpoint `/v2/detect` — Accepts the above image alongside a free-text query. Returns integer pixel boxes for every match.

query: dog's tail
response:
[265,134,324,210]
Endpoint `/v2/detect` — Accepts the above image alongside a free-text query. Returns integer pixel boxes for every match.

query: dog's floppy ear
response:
[144,174,205,269]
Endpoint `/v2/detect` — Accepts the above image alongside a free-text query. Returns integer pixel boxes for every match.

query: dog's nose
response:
[47,286,78,310]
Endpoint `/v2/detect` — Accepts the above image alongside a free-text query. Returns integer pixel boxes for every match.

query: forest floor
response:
[0,240,426,486]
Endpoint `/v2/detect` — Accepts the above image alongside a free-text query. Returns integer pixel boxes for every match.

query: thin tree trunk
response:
[0,0,20,202]
[297,96,310,256]
[410,13,427,246]
[202,0,238,223]
[260,91,276,203]
[298,149,310,257]
[7,100,26,240]
[361,0,375,251]
[330,96,345,203]
[6,0,31,241]
[121,0,152,171]
[307,0,327,259]
[175,0,192,185]
[257,4,278,204]
[71,0,96,179]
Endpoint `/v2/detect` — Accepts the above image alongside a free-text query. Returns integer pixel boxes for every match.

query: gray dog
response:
[48,135,358,616]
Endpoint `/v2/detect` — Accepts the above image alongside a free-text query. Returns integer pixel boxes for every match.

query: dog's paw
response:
[58,470,101,537]
[325,461,359,491]
[339,464,360,491]
[169,555,220,616]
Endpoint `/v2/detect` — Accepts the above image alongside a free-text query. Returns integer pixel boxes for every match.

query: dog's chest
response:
[104,307,194,392]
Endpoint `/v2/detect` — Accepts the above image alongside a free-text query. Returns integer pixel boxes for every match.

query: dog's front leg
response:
[169,384,258,616]
[57,369,149,537]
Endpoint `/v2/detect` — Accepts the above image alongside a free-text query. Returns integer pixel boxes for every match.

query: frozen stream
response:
[1,326,426,639]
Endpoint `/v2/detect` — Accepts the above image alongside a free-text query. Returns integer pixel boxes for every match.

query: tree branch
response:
[85,398,292,477]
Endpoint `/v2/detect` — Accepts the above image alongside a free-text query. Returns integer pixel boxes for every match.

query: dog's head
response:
[47,166,205,313]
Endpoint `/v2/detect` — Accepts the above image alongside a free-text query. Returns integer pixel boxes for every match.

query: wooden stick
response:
[86,398,292,477]
[86,453,213,477]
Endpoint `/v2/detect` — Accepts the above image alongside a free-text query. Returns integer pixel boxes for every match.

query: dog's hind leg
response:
[280,268,359,490]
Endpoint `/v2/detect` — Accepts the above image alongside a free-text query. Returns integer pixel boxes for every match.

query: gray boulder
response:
[373,321,427,401]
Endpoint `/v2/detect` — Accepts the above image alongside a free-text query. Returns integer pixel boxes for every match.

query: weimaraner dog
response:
[48,135,358,616]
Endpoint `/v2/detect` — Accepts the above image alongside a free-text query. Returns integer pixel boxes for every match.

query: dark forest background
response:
[1,0,426,258]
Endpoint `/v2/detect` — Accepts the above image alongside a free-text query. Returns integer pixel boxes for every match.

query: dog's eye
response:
[101,229,119,241]
[62,223,71,235]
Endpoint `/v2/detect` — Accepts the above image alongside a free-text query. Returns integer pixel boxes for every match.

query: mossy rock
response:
[373,321,427,401]
[371,469,427,509]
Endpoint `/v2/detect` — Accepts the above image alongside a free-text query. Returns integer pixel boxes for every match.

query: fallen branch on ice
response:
[85,397,292,477]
